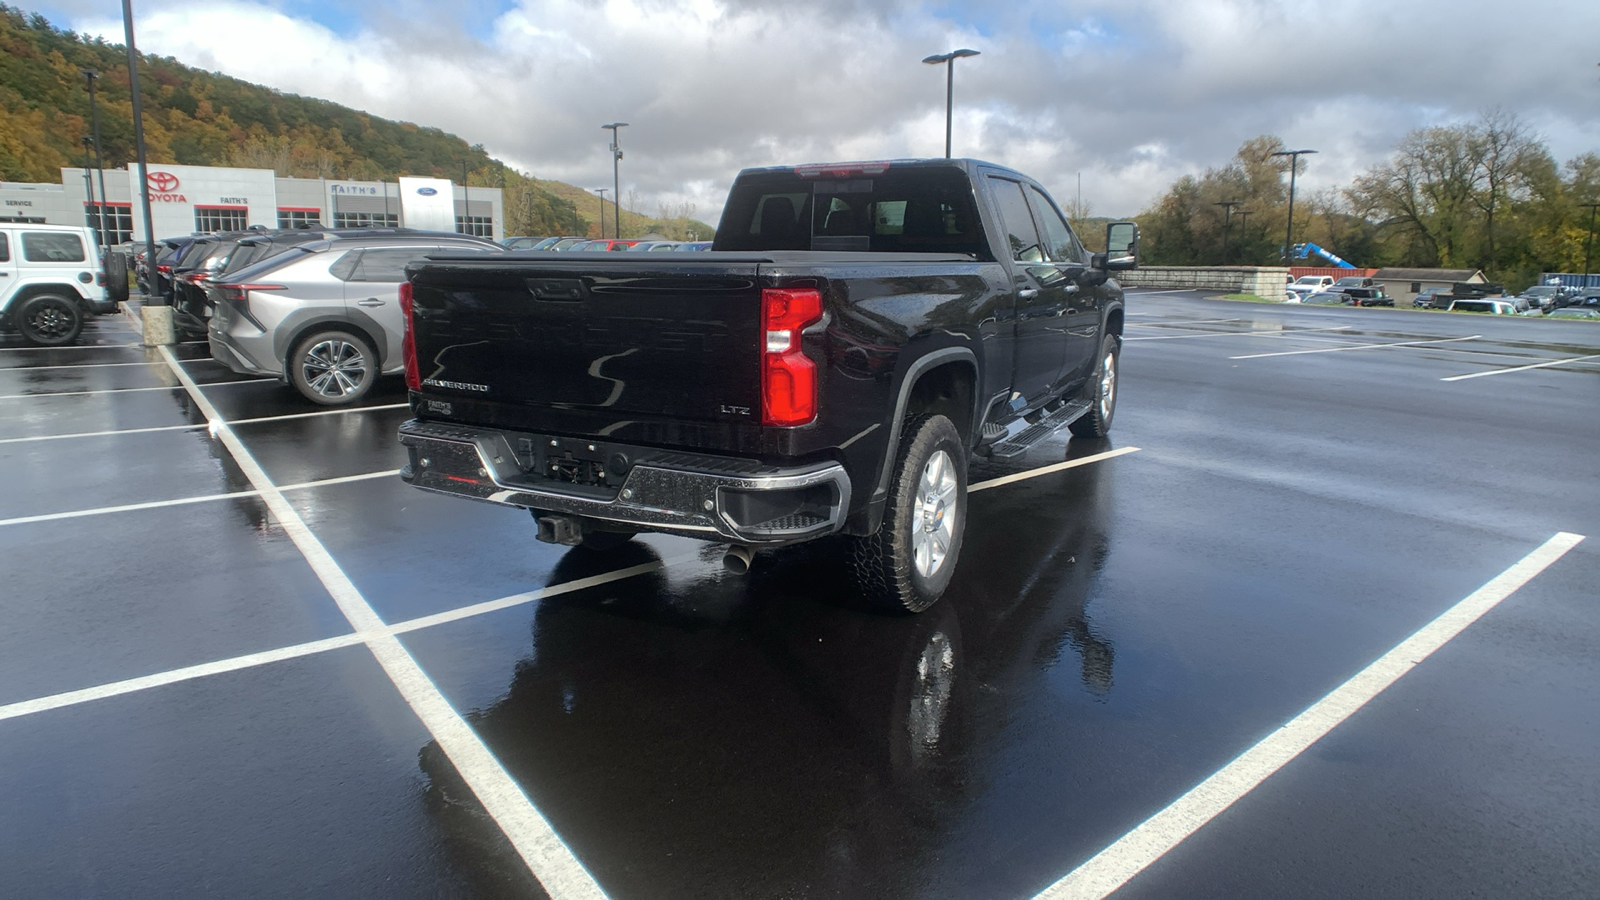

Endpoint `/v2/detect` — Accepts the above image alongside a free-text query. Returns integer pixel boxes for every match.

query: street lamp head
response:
[923,49,980,64]
[1271,149,1318,157]
[601,122,629,130]
[951,48,980,59]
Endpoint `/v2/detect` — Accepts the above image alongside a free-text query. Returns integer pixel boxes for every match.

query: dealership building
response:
[0,163,504,245]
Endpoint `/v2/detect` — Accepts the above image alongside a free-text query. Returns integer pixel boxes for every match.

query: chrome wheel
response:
[911,449,959,579]
[1097,350,1117,422]
[301,339,369,399]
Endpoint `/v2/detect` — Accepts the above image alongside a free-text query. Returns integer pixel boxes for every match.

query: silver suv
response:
[206,233,502,404]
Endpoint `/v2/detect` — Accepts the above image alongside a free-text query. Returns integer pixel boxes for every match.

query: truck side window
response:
[987,178,1044,263]
[0,233,9,262]
[1026,186,1086,264]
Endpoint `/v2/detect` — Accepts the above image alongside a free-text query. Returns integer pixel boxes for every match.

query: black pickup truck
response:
[398,159,1137,612]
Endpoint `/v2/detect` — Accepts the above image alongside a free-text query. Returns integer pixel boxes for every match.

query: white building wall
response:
[4,164,503,239]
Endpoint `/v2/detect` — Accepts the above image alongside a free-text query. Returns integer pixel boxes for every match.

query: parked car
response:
[1552,289,1600,310]
[1300,290,1352,305]
[674,241,714,251]
[1545,308,1600,320]
[502,236,554,250]
[0,223,115,346]
[1447,298,1517,315]
[400,156,1138,613]
[1286,275,1336,299]
[1330,276,1390,306]
[568,239,641,251]
[629,241,682,251]
[1413,286,1452,309]
[548,237,592,251]
[206,232,504,404]
[1518,284,1568,312]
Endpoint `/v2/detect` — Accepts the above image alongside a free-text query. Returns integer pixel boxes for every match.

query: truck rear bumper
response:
[398,419,851,545]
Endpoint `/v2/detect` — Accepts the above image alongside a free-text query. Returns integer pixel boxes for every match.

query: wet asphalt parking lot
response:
[1,292,1597,899]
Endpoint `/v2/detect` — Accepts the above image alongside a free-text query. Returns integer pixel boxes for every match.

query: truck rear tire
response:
[849,414,967,614]
[1069,334,1119,439]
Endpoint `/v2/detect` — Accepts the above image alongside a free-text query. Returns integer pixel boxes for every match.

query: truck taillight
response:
[761,287,823,426]
[400,281,420,392]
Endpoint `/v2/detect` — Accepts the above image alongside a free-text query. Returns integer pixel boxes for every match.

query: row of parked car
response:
[500,236,714,252]
[1283,274,1600,318]
[137,225,505,403]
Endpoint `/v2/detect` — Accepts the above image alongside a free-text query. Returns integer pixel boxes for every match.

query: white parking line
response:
[0,441,1140,719]
[970,446,1140,492]
[0,555,691,724]
[0,378,273,401]
[1033,531,1585,900]
[0,360,164,372]
[153,345,608,900]
[1439,353,1600,382]
[1124,326,1353,343]
[0,403,411,445]
[1228,334,1481,360]
[1126,318,1245,328]
[0,343,141,352]
[0,470,396,528]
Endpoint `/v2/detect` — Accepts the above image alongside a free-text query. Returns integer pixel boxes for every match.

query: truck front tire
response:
[850,414,967,614]
[1069,333,1119,439]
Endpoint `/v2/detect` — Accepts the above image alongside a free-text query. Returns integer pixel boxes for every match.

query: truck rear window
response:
[716,168,988,257]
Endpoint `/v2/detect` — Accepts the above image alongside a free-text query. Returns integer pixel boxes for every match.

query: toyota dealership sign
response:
[146,172,186,202]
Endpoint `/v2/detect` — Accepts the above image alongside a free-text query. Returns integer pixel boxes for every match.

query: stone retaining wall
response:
[1119,266,1289,298]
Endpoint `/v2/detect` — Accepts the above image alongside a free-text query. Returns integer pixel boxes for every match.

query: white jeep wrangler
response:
[0,223,119,346]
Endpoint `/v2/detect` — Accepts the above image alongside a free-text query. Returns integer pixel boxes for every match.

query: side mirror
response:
[1102,222,1139,270]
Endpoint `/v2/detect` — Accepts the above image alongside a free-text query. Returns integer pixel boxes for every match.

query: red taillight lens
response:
[157,264,171,274]
[400,281,420,392]
[760,287,823,426]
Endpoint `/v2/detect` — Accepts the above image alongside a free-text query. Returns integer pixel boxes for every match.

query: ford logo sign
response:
[417,187,438,196]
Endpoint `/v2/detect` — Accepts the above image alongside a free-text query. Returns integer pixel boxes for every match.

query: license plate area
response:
[511,435,627,491]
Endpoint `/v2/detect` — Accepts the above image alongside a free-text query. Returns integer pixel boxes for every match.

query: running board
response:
[983,400,1092,461]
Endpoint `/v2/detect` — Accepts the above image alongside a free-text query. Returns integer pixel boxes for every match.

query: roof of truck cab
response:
[731,157,1026,180]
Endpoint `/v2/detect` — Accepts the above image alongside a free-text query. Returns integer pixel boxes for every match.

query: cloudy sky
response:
[38,0,1600,223]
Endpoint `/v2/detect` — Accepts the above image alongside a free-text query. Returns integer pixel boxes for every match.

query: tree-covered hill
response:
[0,5,715,238]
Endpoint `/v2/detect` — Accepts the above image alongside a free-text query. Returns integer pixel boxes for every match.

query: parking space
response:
[2,291,1596,898]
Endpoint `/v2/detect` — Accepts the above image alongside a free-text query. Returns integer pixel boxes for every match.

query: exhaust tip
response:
[723,544,754,574]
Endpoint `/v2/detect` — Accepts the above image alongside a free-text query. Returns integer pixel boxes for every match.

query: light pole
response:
[601,122,628,239]
[122,0,160,306]
[1215,200,1241,265]
[595,189,609,238]
[1271,149,1316,263]
[460,160,470,235]
[1234,210,1253,262]
[922,49,980,159]
[83,69,109,249]
[1580,202,1600,290]
[80,139,97,243]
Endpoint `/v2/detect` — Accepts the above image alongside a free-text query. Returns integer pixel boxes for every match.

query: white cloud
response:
[70,0,1600,227]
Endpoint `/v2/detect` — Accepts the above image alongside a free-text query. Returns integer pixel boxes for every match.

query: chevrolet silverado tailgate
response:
[408,254,766,425]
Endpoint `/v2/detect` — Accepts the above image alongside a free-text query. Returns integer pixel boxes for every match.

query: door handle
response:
[1063,283,1080,294]
[1018,288,1039,300]
[357,298,385,307]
